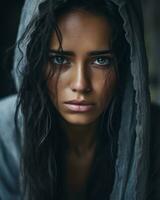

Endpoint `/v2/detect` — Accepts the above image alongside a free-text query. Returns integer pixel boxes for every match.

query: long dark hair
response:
[15,0,130,199]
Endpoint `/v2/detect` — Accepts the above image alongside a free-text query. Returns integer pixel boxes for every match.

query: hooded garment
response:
[0,0,158,199]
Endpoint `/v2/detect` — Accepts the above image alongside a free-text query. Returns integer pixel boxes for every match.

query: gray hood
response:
[13,0,151,199]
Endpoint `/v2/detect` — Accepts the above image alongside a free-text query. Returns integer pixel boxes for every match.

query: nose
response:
[70,63,92,94]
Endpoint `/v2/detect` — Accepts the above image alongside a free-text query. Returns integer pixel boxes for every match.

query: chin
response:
[62,114,98,126]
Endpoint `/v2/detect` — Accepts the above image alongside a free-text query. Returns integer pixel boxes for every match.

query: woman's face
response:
[47,10,117,126]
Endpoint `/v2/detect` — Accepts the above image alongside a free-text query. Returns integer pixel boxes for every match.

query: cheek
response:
[47,73,67,107]
[46,63,62,95]
[104,70,117,94]
[47,75,58,106]
[95,69,117,107]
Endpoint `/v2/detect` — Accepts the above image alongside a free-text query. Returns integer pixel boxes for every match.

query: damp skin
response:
[47,9,117,198]
[47,9,117,128]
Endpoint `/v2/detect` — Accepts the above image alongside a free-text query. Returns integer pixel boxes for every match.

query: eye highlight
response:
[91,56,114,67]
[48,53,114,69]
[49,54,69,65]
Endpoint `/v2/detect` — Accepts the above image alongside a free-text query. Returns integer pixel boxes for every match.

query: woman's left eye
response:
[93,56,113,66]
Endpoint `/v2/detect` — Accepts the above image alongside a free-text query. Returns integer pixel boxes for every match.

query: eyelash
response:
[49,55,113,68]
[49,55,69,65]
[90,56,113,67]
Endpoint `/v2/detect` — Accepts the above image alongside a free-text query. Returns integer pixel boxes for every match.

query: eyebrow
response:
[49,49,113,56]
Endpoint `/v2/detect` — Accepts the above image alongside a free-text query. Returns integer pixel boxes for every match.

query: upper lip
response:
[64,100,94,105]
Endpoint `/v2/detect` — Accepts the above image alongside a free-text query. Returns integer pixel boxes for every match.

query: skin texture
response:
[47,10,117,199]
[48,9,116,135]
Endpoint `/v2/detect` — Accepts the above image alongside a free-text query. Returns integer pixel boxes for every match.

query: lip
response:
[64,100,94,105]
[64,104,94,112]
[64,100,95,112]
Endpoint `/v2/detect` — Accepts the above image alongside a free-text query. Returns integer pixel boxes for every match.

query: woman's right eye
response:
[49,55,69,65]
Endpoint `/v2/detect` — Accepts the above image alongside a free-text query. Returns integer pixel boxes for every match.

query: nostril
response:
[85,87,92,93]
[72,87,91,93]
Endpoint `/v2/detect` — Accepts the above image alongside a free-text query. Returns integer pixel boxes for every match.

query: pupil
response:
[98,57,105,64]
[57,56,64,63]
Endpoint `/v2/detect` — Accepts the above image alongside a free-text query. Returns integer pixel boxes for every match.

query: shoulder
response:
[0,95,17,130]
[0,95,19,147]
[147,103,160,200]
[0,95,21,200]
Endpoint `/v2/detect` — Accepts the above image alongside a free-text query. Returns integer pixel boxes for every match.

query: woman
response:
[17,1,125,199]
[0,0,159,199]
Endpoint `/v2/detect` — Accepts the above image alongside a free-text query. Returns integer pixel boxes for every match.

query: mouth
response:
[64,100,95,112]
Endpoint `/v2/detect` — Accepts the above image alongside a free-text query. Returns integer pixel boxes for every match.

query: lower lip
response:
[64,104,94,112]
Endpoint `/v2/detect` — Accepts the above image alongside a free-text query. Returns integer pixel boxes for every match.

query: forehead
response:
[50,10,112,52]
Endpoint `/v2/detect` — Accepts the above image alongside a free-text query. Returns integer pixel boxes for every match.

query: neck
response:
[60,119,100,156]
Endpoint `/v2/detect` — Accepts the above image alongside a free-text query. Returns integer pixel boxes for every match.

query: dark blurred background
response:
[0,0,160,104]
[142,0,160,104]
[0,0,24,98]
